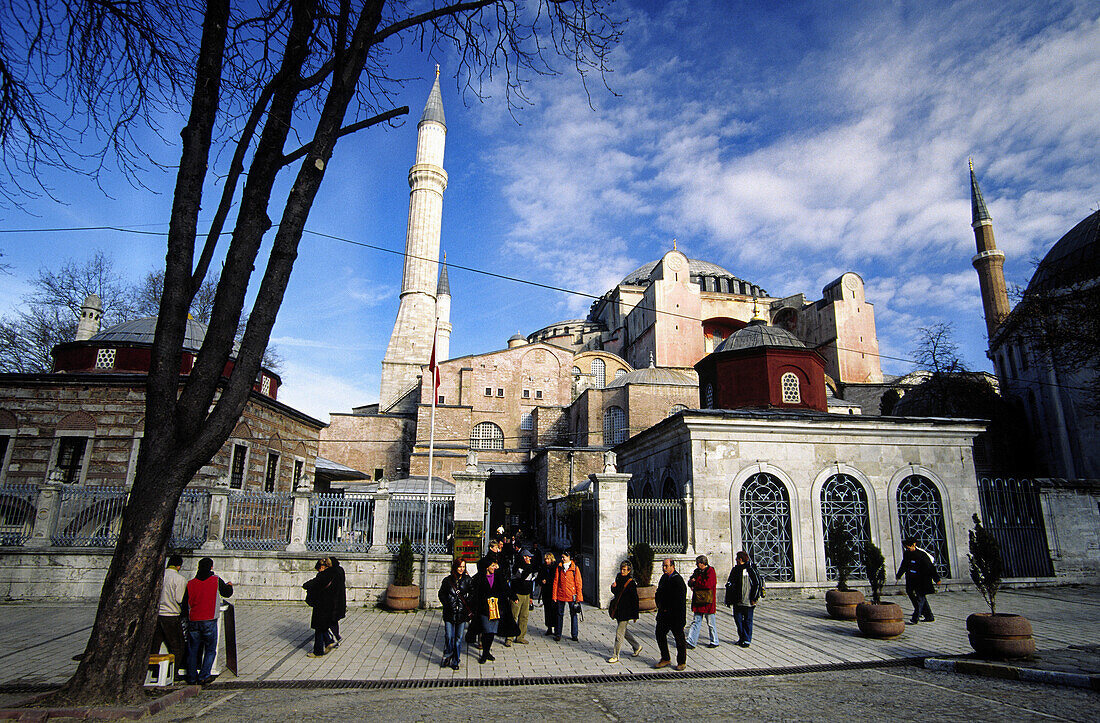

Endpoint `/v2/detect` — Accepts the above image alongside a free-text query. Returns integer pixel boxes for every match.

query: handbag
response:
[694,588,714,606]
[487,596,500,621]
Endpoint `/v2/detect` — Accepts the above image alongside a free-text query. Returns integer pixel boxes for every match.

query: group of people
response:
[152,554,234,685]
[302,556,348,657]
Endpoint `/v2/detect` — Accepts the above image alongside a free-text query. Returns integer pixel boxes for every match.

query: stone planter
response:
[825,588,865,620]
[385,583,420,611]
[967,613,1036,659]
[855,601,905,639]
[636,585,656,613]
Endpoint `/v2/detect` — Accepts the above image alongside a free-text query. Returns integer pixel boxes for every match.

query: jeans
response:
[908,590,933,621]
[733,605,755,643]
[555,600,579,639]
[686,612,719,646]
[186,619,217,683]
[443,620,467,665]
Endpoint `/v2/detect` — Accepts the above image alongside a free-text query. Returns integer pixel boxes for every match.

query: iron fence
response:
[977,477,1054,578]
[170,488,211,549]
[627,498,687,554]
[387,494,453,554]
[546,498,572,550]
[0,484,38,546]
[307,493,375,552]
[52,484,129,547]
[223,489,293,550]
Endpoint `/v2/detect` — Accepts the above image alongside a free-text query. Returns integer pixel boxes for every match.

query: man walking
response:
[654,558,688,671]
[505,549,536,646]
[150,554,187,679]
[184,557,233,684]
[896,537,940,623]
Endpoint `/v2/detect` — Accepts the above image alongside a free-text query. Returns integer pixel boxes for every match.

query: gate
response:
[977,477,1054,578]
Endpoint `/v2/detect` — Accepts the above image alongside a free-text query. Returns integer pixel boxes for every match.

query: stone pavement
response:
[0,585,1097,693]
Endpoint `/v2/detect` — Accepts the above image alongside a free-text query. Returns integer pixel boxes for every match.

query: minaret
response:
[379,68,448,411]
[436,256,452,361]
[75,294,103,341]
[969,160,1010,338]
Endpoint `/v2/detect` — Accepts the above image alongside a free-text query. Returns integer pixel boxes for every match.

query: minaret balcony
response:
[408,164,448,190]
[972,249,1005,267]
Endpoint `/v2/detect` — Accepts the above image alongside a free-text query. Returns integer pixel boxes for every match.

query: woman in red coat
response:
[551,550,583,641]
[686,554,719,648]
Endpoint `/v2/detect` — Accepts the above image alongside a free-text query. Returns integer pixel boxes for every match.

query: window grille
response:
[264,452,279,492]
[781,372,801,403]
[470,422,504,450]
[592,359,606,388]
[739,473,795,581]
[603,406,627,445]
[897,475,951,578]
[821,474,870,580]
[94,348,115,370]
[230,444,247,489]
[56,437,88,484]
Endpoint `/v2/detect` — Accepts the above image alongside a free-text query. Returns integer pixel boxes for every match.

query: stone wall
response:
[1039,478,1100,577]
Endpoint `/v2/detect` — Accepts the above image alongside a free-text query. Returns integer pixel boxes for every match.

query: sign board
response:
[453,521,483,564]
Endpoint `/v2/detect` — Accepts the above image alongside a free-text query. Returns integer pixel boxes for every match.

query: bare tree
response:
[8,0,620,705]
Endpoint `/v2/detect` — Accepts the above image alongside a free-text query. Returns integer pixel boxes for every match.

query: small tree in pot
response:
[967,514,1035,658]
[385,537,420,611]
[630,542,657,612]
[855,541,904,638]
[824,520,864,619]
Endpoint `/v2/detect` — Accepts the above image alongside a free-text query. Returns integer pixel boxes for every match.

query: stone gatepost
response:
[286,489,311,553]
[591,470,632,609]
[27,479,63,548]
[371,483,392,553]
[452,452,489,562]
[202,485,230,551]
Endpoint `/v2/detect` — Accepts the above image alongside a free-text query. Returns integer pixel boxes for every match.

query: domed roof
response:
[91,316,209,352]
[620,257,764,294]
[1027,210,1100,294]
[714,319,807,352]
[605,366,697,388]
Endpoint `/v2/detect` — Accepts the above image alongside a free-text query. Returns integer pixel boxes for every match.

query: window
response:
[264,452,279,492]
[614,368,627,381]
[437,395,445,404]
[669,404,687,417]
[374,468,384,481]
[703,383,714,408]
[523,389,530,399]
[496,388,504,397]
[603,406,627,445]
[520,412,535,431]
[591,358,606,389]
[94,348,116,370]
[260,376,272,396]
[470,422,504,450]
[484,387,493,396]
[56,437,88,484]
[535,390,543,399]
[781,372,801,403]
[740,473,795,581]
[230,443,248,489]
[293,459,305,490]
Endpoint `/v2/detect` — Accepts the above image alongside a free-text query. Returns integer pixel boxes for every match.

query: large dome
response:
[1027,209,1100,294]
[714,319,806,352]
[620,258,767,296]
[91,316,209,352]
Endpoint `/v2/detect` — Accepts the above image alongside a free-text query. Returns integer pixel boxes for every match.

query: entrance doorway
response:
[485,473,537,538]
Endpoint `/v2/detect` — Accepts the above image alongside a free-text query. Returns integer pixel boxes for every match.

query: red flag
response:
[428,341,440,395]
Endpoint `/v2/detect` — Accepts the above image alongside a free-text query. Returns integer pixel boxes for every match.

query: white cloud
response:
[276,362,377,422]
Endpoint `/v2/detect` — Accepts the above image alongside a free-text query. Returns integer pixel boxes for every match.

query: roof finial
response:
[435,64,440,79]
[968,156,974,172]
[751,298,767,322]
[649,352,655,368]
[672,238,677,251]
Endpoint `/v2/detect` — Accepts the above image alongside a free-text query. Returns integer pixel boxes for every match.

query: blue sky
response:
[2,0,1099,421]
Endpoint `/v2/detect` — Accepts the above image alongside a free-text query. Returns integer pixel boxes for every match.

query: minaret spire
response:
[436,253,452,362]
[968,161,1010,338]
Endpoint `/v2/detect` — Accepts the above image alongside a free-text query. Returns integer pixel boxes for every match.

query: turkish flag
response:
[428,341,440,395]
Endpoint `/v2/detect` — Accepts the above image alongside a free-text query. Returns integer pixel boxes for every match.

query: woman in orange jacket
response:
[551,550,583,641]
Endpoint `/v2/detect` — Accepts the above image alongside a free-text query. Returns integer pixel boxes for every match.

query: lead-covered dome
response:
[620,258,767,296]
[1027,210,1100,294]
[714,319,806,352]
[91,316,209,352]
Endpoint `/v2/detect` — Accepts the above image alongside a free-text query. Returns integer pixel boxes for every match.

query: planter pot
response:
[966,613,1036,659]
[825,589,865,620]
[385,583,420,611]
[636,585,656,613]
[856,601,905,639]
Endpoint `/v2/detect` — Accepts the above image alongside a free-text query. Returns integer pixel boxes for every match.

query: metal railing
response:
[387,494,453,554]
[307,493,375,552]
[628,497,687,554]
[52,484,129,547]
[223,489,293,550]
[170,488,211,549]
[977,477,1054,577]
[546,498,572,550]
[0,483,38,546]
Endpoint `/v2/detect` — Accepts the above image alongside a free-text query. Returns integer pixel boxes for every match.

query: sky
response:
[2,0,1099,422]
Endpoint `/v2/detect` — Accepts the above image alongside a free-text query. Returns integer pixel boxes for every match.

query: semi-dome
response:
[605,366,697,388]
[619,257,767,296]
[1027,210,1100,294]
[714,319,806,353]
[91,316,209,352]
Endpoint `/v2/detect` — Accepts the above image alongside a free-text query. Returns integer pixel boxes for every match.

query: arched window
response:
[614,368,627,381]
[603,406,627,445]
[572,366,581,377]
[740,473,794,581]
[519,412,534,448]
[821,474,871,581]
[470,422,504,451]
[591,358,606,389]
[781,372,801,403]
[703,383,714,408]
[668,404,687,417]
[662,478,677,499]
[897,475,951,577]
[641,481,655,498]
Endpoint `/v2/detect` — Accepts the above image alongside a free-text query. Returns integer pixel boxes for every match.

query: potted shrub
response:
[966,514,1035,658]
[855,541,904,638]
[384,536,420,611]
[630,542,657,612]
[824,520,864,619]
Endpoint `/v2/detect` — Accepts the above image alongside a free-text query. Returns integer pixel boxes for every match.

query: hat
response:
[521,549,533,558]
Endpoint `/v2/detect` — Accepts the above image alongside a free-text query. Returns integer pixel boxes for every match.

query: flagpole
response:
[422,316,439,606]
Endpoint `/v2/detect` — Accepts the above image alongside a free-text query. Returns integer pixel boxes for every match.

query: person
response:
[726,551,763,647]
[472,556,515,664]
[505,549,536,646]
[183,557,233,684]
[438,558,474,670]
[538,551,558,635]
[150,554,188,680]
[654,558,687,671]
[686,554,719,648]
[478,538,504,573]
[607,560,643,663]
[302,558,336,658]
[896,537,940,623]
[551,550,583,642]
[327,556,347,648]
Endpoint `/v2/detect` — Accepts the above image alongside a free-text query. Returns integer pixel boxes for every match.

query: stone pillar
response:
[591,471,631,609]
[27,480,63,548]
[372,488,392,553]
[203,486,230,551]
[286,490,312,552]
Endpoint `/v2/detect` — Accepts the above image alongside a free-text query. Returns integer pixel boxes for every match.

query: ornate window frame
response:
[729,463,802,582]
[888,465,956,578]
[810,465,876,583]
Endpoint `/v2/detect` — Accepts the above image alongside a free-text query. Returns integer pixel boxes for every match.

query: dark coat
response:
[609,573,640,622]
[438,573,475,624]
[329,562,347,622]
[537,561,557,603]
[302,566,336,630]
[896,547,941,595]
[472,569,519,638]
[725,563,763,607]
[510,559,536,596]
[655,571,687,627]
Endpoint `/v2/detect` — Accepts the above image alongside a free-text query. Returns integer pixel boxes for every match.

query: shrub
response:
[825,520,857,591]
[394,536,415,587]
[969,514,1002,614]
[864,541,886,604]
[630,542,655,586]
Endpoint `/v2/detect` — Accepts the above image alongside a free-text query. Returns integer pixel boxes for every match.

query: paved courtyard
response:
[0,584,1096,692]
